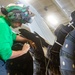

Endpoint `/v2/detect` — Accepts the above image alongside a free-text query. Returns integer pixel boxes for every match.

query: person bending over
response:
[0,3,36,75]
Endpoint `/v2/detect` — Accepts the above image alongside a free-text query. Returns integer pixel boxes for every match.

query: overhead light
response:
[19,0,31,3]
[46,14,59,28]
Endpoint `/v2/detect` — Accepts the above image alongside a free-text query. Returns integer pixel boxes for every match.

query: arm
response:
[0,42,30,61]
[10,43,30,59]
[16,35,37,49]
[16,35,29,42]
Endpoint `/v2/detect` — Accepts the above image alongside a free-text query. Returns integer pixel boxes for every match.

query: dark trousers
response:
[0,60,7,75]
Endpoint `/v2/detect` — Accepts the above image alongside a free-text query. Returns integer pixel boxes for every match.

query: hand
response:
[28,40,37,49]
[22,43,30,53]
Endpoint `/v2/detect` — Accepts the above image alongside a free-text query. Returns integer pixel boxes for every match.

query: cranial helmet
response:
[1,4,35,24]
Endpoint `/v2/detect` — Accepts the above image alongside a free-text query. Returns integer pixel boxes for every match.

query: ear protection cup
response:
[1,7,8,15]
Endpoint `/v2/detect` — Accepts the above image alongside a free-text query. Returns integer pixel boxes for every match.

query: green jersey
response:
[0,16,17,61]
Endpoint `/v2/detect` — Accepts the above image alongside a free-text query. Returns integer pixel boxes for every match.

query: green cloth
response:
[0,16,17,61]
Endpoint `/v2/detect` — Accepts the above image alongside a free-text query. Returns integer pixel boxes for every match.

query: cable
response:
[45,59,51,75]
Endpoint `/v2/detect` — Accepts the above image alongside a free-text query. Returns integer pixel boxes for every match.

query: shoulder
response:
[0,16,9,28]
[0,16,5,22]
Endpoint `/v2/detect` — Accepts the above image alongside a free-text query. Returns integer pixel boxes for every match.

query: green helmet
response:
[1,4,35,24]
